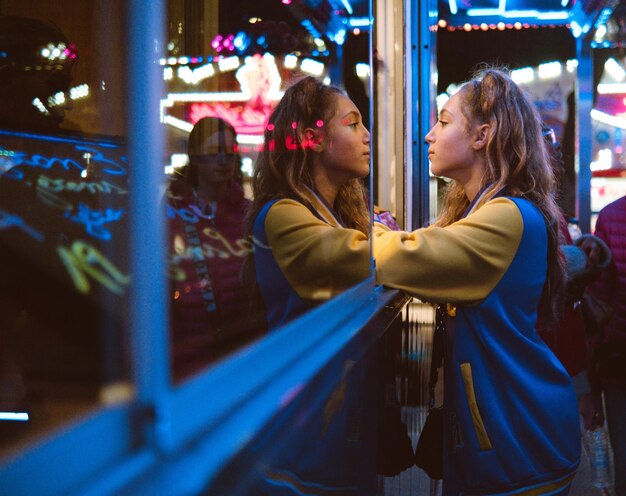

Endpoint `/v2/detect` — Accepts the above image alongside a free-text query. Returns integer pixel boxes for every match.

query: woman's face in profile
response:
[190,130,238,184]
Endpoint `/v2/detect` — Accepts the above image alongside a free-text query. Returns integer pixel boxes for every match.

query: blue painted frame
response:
[410,0,438,229]
[0,279,401,495]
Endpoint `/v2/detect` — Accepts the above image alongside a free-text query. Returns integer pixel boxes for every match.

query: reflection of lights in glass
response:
[438,20,447,28]
[212,34,236,53]
[594,8,613,29]
[538,61,562,80]
[467,8,501,16]
[448,0,458,15]
[463,24,472,32]
[282,0,291,4]
[591,109,626,130]
[171,153,189,168]
[70,84,89,100]
[570,21,583,38]
[511,67,534,84]
[218,56,240,72]
[355,63,370,78]
[349,17,371,28]
[249,17,261,23]
[301,20,322,39]
[32,98,49,115]
[591,148,613,171]
[40,42,74,61]
[595,24,608,41]
[284,54,298,69]
[334,29,346,45]
[536,11,569,20]
[48,91,66,107]
[0,412,29,421]
[598,83,626,95]
[163,67,174,80]
[163,115,194,132]
[604,58,626,82]
[242,157,253,176]
[236,134,264,145]
[339,0,353,15]
[566,59,578,73]
[233,32,248,51]
[177,63,215,85]
[301,58,324,76]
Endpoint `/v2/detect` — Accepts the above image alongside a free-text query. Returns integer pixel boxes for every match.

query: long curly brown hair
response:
[242,76,370,313]
[436,66,566,329]
[246,76,369,234]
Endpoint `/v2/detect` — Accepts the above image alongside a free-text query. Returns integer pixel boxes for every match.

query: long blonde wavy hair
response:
[436,66,566,329]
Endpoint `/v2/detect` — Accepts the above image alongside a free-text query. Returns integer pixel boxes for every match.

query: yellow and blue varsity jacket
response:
[374,196,580,496]
[252,187,370,330]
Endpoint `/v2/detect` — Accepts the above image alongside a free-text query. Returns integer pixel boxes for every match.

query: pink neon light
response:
[316,119,323,128]
[267,124,275,131]
[291,121,297,129]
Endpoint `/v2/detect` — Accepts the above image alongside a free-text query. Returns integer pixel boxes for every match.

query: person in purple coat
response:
[583,194,626,495]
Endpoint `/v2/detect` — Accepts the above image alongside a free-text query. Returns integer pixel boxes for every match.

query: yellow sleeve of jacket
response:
[373,197,525,304]
[265,199,371,301]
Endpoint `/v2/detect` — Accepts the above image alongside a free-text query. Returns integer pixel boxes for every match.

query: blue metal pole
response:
[576,36,593,233]
[127,0,171,449]
[411,0,437,229]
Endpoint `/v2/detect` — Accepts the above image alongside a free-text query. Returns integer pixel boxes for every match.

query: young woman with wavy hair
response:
[244,76,372,329]
[374,67,580,495]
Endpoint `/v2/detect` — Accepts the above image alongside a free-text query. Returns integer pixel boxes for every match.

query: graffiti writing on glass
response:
[37,174,128,211]
[57,240,130,296]
[0,207,44,242]
[2,145,127,181]
[169,232,269,281]
[65,203,124,241]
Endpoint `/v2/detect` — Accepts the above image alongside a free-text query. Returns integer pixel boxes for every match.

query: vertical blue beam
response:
[369,0,376,274]
[576,36,593,233]
[411,0,437,229]
[127,0,171,448]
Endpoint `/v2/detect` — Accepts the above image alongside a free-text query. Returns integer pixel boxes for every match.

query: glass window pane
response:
[0,2,131,457]
[164,0,374,382]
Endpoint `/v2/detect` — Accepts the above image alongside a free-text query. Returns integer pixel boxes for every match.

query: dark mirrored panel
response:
[0,1,130,458]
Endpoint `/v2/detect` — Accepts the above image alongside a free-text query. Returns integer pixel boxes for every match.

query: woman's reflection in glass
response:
[244,76,372,331]
[167,117,265,382]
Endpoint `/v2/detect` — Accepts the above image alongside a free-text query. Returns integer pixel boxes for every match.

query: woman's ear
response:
[473,124,490,150]
[302,127,324,152]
